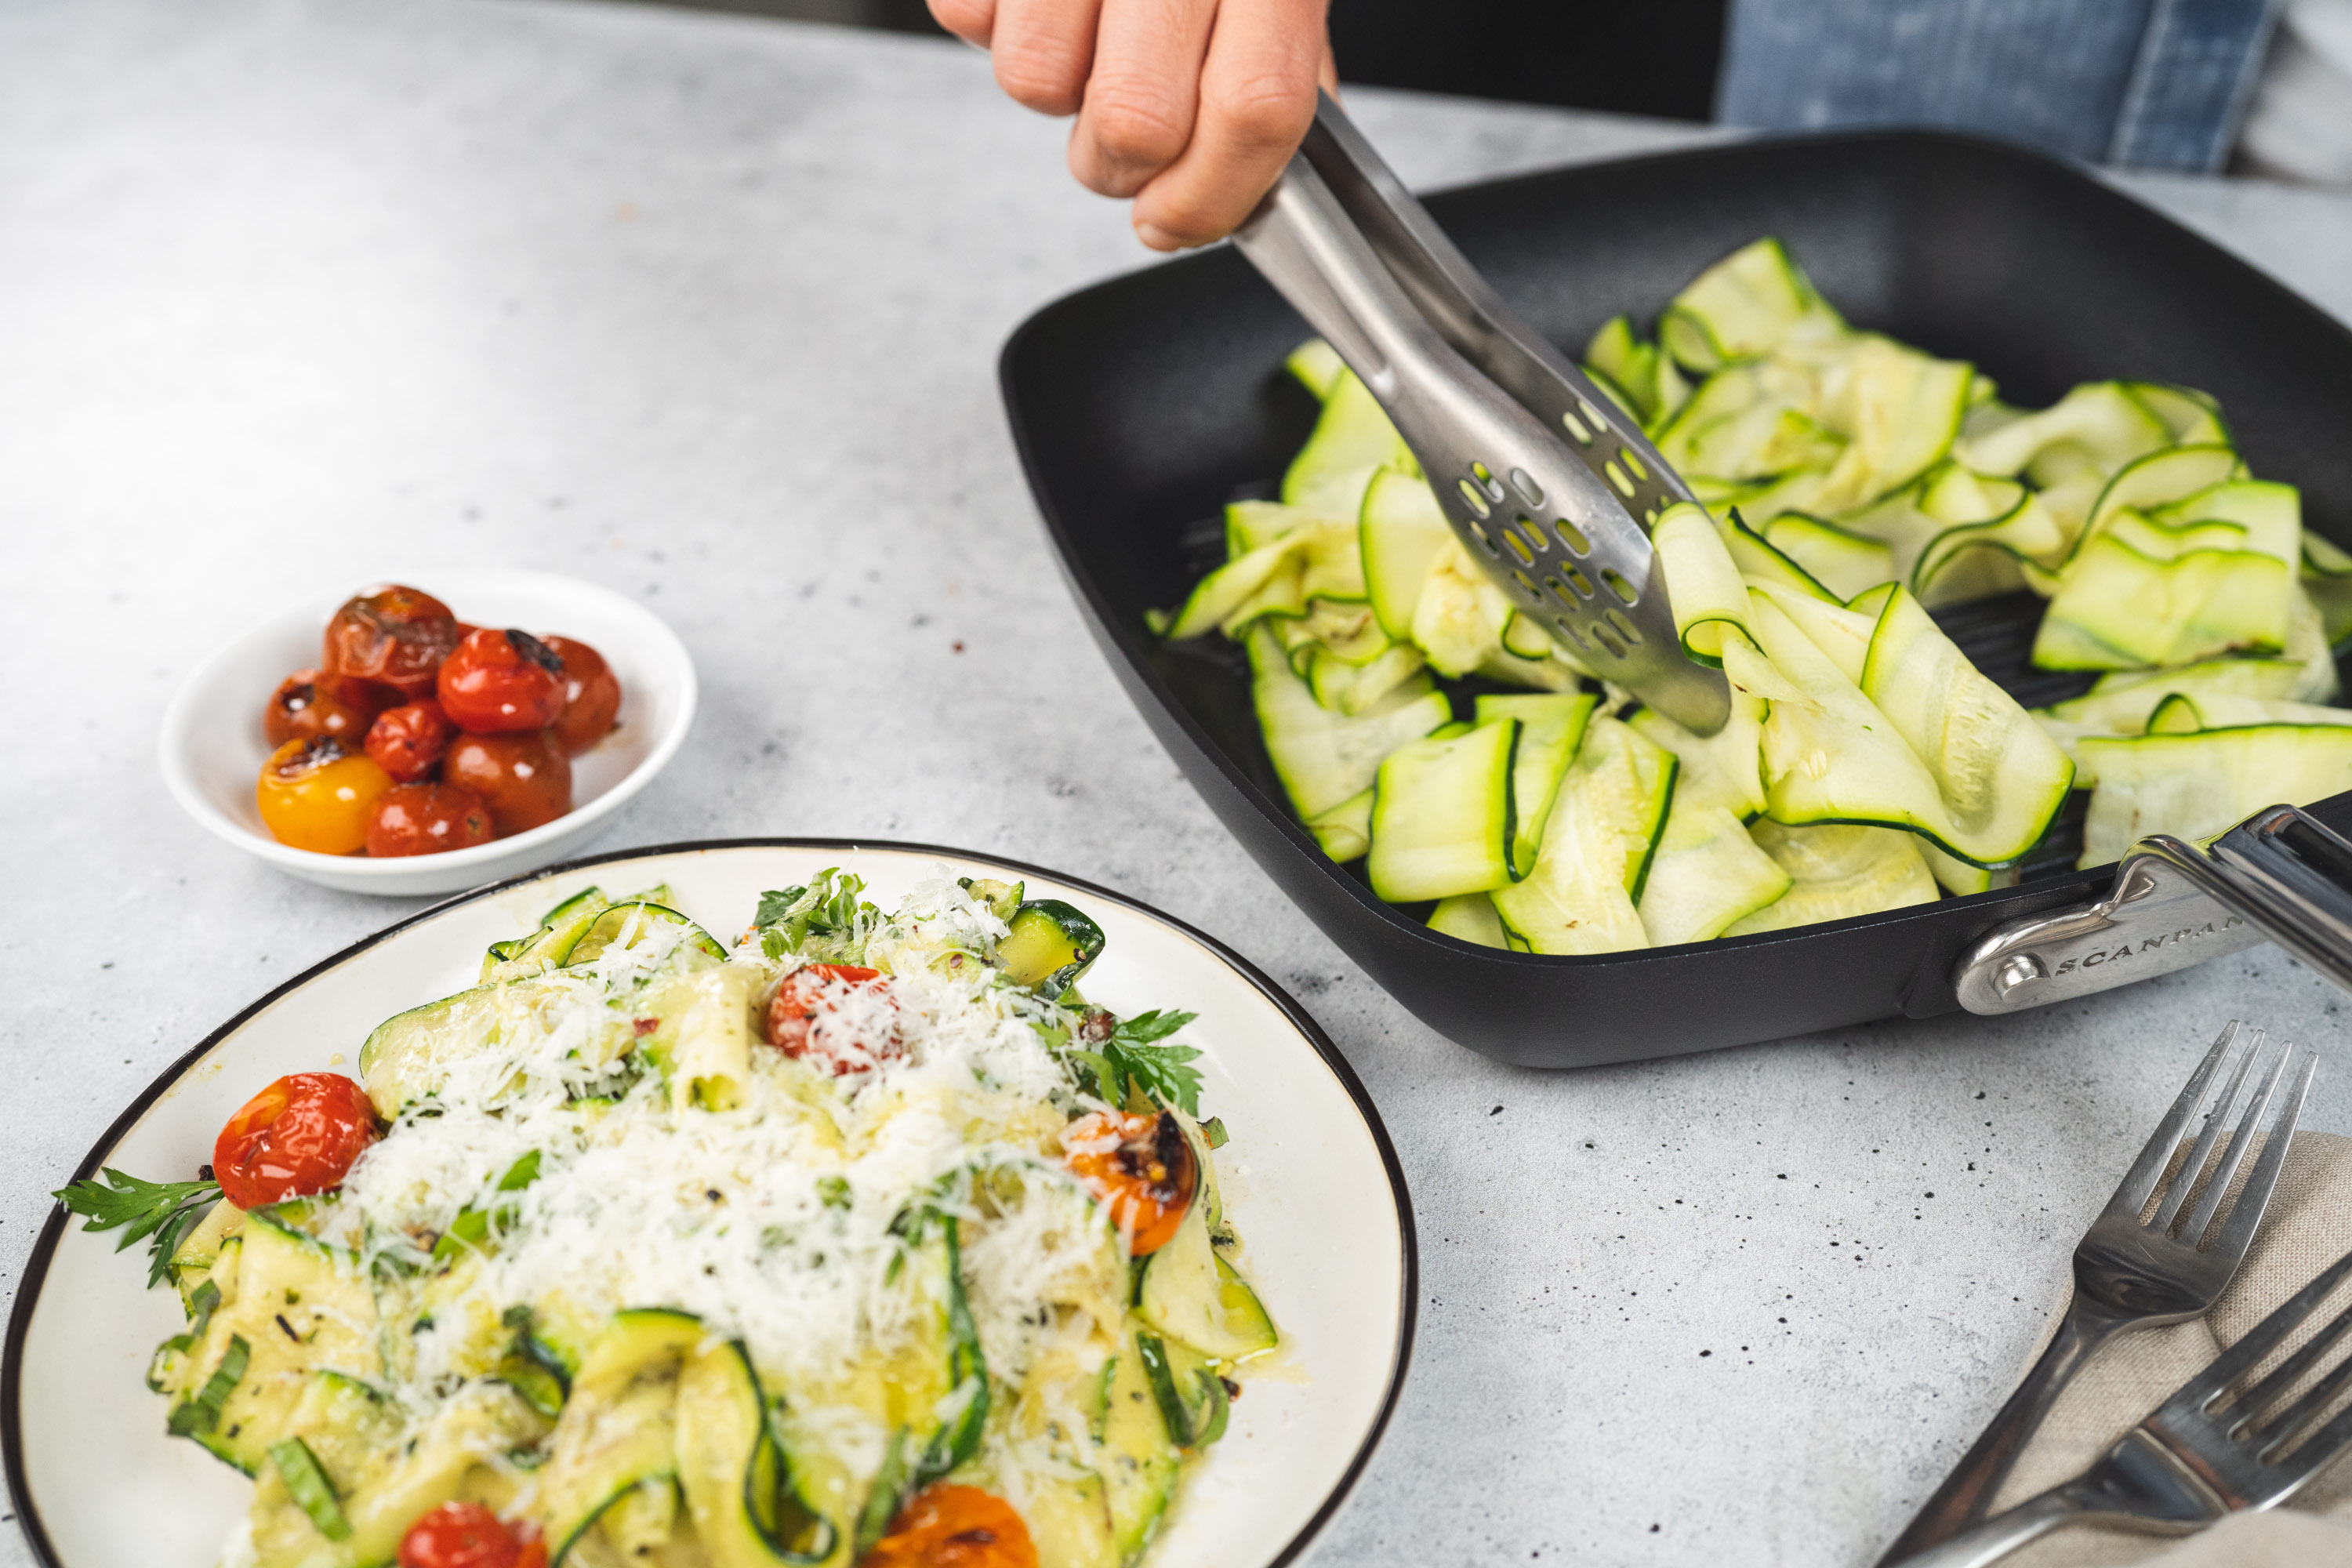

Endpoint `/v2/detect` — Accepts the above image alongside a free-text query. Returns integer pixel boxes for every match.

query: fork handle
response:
[1884,1486,2110,1568]
[1873,1299,2129,1563]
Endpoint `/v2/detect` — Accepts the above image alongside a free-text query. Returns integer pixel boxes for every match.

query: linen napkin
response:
[1980,1130,2352,1566]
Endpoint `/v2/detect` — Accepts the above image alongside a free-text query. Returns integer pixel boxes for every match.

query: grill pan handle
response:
[1954,804,2352,1014]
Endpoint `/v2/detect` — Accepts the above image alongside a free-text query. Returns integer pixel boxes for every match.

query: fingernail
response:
[1135,223,1181,252]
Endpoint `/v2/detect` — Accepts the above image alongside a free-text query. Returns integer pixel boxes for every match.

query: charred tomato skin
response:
[212,1073,380,1210]
[321,585,460,702]
[366,782,495,857]
[443,729,572,835]
[1061,1109,1199,1255]
[543,635,622,755]
[862,1485,1037,1568]
[437,628,567,734]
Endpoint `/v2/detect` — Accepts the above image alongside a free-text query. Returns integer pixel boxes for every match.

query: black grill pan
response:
[1000,129,2352,1067]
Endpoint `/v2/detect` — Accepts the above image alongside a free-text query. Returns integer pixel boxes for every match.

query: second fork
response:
[1878,1021,2319,1562]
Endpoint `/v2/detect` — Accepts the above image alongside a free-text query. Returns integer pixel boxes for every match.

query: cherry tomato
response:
[862,1486,1036,1568]
[213,1073,380,1210]
[444,730,572,836]
[437,629,566,734]
[264,669,383,749]
[322,585,461,702]
[1062,1109,1198,1256]
[762,964,906,1076]
[364,699,456,782]
[543,636,622,756]
[256,737,394,855]
[396,1503,546,1568]
[367,782,495,858]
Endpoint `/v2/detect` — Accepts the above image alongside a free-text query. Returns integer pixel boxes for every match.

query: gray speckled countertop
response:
[5,2,2352,1563]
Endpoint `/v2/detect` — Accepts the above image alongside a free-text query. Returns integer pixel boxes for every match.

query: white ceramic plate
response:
[158,570,698,897]
[3,842,1414,1568]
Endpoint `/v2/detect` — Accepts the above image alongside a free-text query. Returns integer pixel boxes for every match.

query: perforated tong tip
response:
[1232,93,1730,735]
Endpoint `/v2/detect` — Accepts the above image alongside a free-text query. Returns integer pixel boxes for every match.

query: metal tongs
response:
[1233,93,1732,735]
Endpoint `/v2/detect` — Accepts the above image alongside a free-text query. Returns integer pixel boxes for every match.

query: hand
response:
[929,0,1338,251]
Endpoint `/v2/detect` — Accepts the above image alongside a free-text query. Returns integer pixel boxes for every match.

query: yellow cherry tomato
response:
[256,737,394,854]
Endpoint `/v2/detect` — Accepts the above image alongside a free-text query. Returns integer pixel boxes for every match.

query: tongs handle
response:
[1955,803,2352,1012]
[1228,129,1457,416]
[1291,96,1694,522]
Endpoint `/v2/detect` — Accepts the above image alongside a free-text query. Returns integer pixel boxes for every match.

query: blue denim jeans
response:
[1716,0,2282,170]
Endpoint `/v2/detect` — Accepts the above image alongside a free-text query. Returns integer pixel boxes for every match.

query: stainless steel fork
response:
[1877,1022,2319,1562]
[1897,1236,2352,1566]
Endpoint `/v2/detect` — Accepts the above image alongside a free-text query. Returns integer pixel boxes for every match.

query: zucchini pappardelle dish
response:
[59,875,1275,1568]
[1152,237,2352,952]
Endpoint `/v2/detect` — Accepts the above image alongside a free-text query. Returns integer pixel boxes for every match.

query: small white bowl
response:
[159,569,697,896]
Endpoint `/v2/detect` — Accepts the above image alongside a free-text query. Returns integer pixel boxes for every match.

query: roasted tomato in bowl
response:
[250,584,622,857]
[438,629,567,733]
[256,737,394,855]
[264,670,383,748]
[322,585,462,702]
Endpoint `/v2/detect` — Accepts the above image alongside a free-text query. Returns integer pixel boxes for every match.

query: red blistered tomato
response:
[256,737,394,855]
[364,699,456,782]
[367,782,495,857]
[396,1503,546,1568]
[437,629,566,734]
[862,1485,1037,1568]
[322,586,461,702]
[443,730,571,836]
[543,636,621,756]
[213,1073,380,1210]
[1061,1109,1198,1256]
[762,965,905,1076]
[264,670,383,749]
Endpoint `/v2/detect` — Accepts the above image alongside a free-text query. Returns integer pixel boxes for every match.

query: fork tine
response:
[2244,1306,2352,1456]
[2176,1247,2352,1412]
[2209,1048,2318,1261]
[2281,1394,2352,1483]
[2113,1021,2244,1217]
[2179,1040,2297,1246]
[2151,1026,2262,1232]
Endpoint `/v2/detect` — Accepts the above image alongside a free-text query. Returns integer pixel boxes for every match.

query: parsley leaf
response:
[1113,1008,1195,1047]
[1067,1009,1204,1116]
[753,886,808,927]
[54,1168,223,1290]
[754,869,876,960]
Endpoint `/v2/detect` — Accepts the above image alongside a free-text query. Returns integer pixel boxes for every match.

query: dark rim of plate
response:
[2,836,1417,1568]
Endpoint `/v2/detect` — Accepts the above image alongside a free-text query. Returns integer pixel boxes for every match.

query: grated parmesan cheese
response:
[339,879,1126,1411]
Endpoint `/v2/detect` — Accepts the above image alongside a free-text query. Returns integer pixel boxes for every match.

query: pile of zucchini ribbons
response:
[1152,238,2350,953]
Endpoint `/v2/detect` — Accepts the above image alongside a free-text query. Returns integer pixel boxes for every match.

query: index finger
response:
[1128,0,1330,250]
